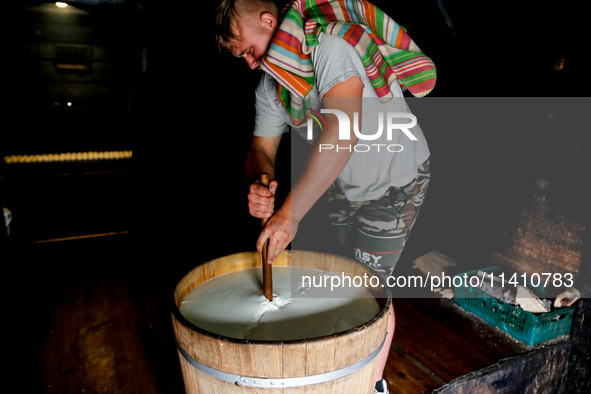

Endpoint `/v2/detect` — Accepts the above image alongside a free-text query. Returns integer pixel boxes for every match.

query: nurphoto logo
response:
[305,108,419,153]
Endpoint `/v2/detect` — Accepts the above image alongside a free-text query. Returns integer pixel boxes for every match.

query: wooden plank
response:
[282,343,307,378]
[333,328,367,368]
[383,344,442,394]
[248,343,284,378]
[27,236,185,394]
[392,297,527,383]
[305,339,336,376]
[497,180,584,282]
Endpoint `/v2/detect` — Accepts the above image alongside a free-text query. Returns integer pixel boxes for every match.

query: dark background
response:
[4,0,588,264]
[1,1,590,392]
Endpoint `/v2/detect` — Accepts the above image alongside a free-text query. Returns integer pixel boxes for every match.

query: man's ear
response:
[260,12,277,30]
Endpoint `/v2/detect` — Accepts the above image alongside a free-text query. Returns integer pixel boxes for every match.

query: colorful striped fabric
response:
[259,0,437,123]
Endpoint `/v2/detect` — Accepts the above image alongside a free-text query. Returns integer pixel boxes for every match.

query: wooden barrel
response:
[171,250,391,393]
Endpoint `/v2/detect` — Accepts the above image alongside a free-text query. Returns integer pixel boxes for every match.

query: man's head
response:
[215,0,280,69]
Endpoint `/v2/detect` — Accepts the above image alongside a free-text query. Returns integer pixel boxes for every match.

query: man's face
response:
[231,12,277,70]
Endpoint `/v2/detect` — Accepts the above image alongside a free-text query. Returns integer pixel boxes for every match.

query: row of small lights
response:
[4,151,133,164]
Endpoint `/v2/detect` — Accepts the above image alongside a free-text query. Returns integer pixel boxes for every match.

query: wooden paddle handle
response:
[260,174,270,226]
[260,174,273,301]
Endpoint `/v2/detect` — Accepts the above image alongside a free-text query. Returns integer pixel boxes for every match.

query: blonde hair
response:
[215,0,278,53]
[215,0,240,53]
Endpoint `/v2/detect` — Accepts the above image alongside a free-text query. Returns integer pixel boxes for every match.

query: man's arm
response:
[257,76,363,262]
[245,134,282,219]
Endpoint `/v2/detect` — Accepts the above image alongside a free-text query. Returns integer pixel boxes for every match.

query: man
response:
[216,1,434,392]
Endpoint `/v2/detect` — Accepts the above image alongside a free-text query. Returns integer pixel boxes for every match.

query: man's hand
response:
[247,179,278,219]
[256,203,297,264]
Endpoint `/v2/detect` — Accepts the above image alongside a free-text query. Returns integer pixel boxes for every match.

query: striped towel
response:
[259,0,437,124]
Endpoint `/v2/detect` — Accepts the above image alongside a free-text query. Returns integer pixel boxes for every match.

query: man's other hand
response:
[247,179,277,219]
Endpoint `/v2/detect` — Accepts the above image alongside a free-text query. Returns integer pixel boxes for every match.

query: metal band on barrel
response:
[177,335,386,388]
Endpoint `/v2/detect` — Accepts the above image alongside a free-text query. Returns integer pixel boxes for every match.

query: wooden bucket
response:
[171,250,391,393]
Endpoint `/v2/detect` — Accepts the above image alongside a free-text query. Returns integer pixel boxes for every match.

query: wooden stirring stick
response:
[260,174,273,301]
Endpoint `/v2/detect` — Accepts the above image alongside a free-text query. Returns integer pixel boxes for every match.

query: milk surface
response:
[180,267,381,341]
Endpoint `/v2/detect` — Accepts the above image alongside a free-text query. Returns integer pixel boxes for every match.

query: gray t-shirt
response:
[254,33,430,201]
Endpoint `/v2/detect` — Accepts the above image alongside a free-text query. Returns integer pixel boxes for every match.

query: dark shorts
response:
[327,159,431,277]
